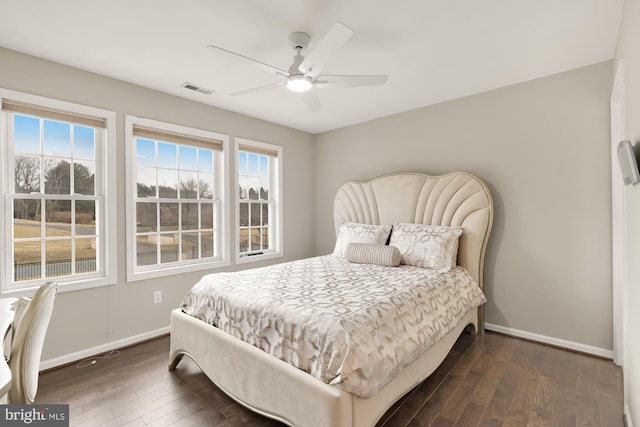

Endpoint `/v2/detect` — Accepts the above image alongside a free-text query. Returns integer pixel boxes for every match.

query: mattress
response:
[180,255,486,398]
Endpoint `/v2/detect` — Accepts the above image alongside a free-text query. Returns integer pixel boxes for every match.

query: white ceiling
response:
[0,0,624,134]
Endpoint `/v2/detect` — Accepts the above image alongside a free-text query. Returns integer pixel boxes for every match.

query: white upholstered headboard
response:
[333,172,493,291]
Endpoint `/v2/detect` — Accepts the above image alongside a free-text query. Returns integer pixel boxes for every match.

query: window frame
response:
[235,138,283,264]
[0,88,117,297]
[125,115,229,282]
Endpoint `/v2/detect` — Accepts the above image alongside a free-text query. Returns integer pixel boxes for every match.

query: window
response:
[236,138,282,263]
[0,89,117,295]
[125,116,228,281]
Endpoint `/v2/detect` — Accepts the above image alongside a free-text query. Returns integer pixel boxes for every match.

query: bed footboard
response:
[169,309,353,427]
[169,308,477,427]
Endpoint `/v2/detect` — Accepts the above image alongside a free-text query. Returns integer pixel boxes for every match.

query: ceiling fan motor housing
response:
[289,32,310,50]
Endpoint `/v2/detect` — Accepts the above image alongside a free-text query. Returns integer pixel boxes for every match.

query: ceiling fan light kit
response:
[286,75,313,92]
[207,22,388,110]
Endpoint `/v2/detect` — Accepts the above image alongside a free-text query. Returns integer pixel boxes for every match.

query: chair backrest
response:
[9,282,57,404]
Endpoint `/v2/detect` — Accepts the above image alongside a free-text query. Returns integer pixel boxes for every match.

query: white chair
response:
[7,282,57,404]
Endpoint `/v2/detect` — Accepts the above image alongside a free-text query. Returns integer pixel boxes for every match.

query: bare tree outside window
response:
[14,155,40,193]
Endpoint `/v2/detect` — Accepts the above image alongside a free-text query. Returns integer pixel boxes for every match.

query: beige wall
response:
[615,0,640,423]
[0,47,316,361]
[315,61,614,350]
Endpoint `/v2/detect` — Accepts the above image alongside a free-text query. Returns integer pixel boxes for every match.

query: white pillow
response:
[389,223,463,270]
[333,222,392,258]
[345,243,401,267]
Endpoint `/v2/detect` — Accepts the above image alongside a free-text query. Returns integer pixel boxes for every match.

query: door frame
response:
[610,59,626,370]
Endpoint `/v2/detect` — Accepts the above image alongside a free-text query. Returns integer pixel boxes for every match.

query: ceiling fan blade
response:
[207,44,288,77]
[299,88,321,111]
[315,75,388,88]
[230,82,284,96]
[299,22,354,78]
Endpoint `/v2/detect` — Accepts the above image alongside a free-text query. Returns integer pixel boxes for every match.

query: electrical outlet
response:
[153,291,162,304]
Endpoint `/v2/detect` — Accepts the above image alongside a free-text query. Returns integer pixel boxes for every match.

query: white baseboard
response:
[626,404,635,427]
[484,322,613,359]
[40,326,170,371]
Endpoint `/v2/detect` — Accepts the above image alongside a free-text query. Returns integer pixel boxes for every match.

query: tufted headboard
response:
[333,172,493,292]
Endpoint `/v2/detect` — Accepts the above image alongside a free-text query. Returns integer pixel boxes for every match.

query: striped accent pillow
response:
[344,243,402,267]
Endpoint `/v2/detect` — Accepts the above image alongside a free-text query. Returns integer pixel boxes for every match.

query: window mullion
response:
[178,201,182,262]
[39,118,44,193]
[40,197,46,280]
[156,200,161,265]
[70,125,75,195]
[71,199,76,276]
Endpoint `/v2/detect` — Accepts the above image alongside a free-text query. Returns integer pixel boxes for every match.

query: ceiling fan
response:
[206,22,388,111]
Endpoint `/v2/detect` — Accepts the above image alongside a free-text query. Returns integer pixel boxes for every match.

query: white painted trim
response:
[234,137,284,264]
[611,59,627,368]
[612,59,631,422]
[39,326,170,371]
[626,403,635,427]
[124,115,230,282]
[0,88,117,296]
[484,323,613,359]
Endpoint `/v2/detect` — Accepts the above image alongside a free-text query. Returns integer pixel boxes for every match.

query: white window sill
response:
[1,275,116,298]
[127,258,230,283]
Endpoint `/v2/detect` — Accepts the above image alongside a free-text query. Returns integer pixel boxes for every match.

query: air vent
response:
[180,82,214,95]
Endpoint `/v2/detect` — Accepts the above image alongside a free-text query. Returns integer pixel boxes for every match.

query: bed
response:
[169,171,493,427]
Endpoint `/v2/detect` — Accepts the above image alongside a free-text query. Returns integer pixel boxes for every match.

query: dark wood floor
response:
[36,331,624,427]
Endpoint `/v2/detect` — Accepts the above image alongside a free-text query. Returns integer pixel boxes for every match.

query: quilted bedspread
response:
[180,255,486,398]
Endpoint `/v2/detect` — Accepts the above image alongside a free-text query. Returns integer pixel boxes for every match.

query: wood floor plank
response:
[406,337,488,426]
[551,347,579,427]
[167,406,226,427]
[454,401,485,427]
[552,399,577,427]
[596,357,625,427]
[378,338,474,427]
[521,340,560,426]
[430,416,454,427]
[438,362,484,422]
[502,339,539,427]
[527,375,558,426]
[74,408,116,427]
[35,332,624,427]
[454,336,516,426]
[576,355,600,427]
[478,362,519,427]
[144,411,182,427]
[71,393,139,425]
